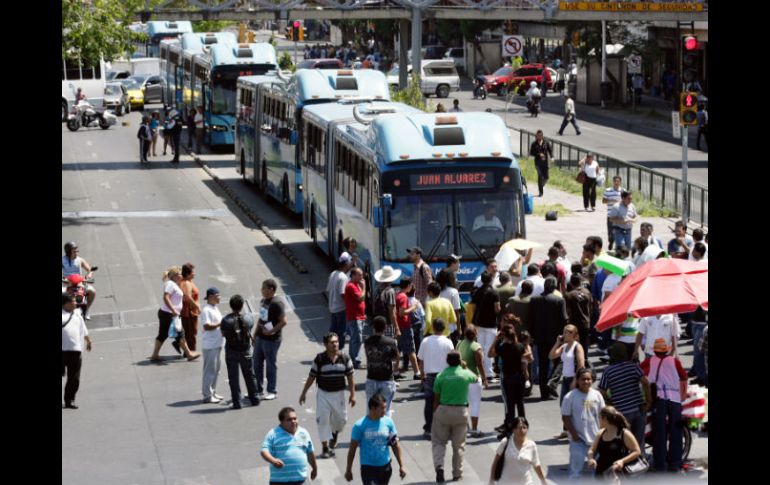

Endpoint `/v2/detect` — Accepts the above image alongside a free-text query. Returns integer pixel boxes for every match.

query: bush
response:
[278,52,295,72]
[389,73,429,112]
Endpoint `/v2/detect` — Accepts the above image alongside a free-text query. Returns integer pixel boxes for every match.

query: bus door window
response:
[211,69,238,115]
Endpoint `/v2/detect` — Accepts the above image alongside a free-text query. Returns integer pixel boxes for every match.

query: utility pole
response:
[601,20,607,109]
[681,125,689,222]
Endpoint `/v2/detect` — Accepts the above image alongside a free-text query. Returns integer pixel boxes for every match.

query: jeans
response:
[423,374,437,432]
[253,338,281,394]
[653,399,683,471]
[582,178,597,209]
[612,227,633,251]
[201,347,222,399]
[361,462,392,485]
[606,217,615,249]
[691,322,707,381]
[559,113,581,135]
[568,440,590,480]
[412,322,424,357]
[625,408,646,450]
[365,379,397,412]
[560,375,575,406]
[347,319,365,367]
[330,310,347,351]
[501,373,526,424]
[225,349,259,404]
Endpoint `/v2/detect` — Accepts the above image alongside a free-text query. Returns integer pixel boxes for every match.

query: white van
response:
[62,57,107,122]
[387,60,460,98]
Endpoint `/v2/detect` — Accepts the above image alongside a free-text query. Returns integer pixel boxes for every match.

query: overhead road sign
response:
[559,2,704,12]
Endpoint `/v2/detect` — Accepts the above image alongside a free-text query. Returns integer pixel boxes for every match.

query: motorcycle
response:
[62,266,97,316]
[527,95,542,117]
[67,101,117,132]
[473,76,487,100]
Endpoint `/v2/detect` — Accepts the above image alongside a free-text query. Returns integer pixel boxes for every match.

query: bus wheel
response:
[62,101,67,123]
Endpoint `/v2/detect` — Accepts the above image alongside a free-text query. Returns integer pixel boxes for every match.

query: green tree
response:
[192,20,237,33]
[62,0,159,63]
[459,20,503,74]
[278,52,295,72]
[390,73,429,112]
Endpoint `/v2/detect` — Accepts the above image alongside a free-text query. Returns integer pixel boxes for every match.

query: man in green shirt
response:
[431,351,479,482]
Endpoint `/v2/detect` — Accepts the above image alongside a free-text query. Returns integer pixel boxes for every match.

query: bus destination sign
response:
[410,172,495,190]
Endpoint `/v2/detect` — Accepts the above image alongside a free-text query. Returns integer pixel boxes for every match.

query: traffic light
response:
[300,26,307,41]
[679,91,698,125]
[286,26,293,40]
[293,21,301,41]
[682,35,698,84]
[247,31,255,43]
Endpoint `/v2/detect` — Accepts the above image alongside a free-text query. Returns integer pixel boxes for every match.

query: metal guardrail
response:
[519,128,708,226]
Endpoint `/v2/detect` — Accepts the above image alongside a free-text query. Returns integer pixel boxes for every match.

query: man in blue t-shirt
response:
[345,394,407,484]
[261,407,317,484]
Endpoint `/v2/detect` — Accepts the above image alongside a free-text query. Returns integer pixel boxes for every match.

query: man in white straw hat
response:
[373,265,402,340]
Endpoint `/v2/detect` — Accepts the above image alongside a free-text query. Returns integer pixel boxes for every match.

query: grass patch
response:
[532,203,573,217]
[519,157,679,218]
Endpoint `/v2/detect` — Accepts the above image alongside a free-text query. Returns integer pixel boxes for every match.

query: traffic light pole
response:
[681,125,689,223]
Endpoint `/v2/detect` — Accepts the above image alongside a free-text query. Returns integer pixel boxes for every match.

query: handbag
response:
[575,171,587,184]
[493,435,511,480]
[623,455,649,475]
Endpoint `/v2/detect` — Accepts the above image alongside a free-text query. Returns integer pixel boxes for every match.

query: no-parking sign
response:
[502,35,524,57]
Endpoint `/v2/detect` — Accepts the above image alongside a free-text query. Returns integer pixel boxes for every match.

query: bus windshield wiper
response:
[426,224,451,262]
[457,224,487,261]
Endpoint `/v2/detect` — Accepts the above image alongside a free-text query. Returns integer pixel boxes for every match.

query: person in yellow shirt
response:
[424,283,457,337]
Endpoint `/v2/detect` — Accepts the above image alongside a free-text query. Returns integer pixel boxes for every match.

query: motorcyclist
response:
[62,241,96,320]
[526,81,542,116]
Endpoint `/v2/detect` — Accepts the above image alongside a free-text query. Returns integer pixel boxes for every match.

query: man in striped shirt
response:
[602,175,624,251]
[598,342,651,449]
[299,332,356,459]
[261,407,318,484]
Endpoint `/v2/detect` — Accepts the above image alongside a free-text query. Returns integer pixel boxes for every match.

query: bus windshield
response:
[384,191,518,263]
[211,66,273,115]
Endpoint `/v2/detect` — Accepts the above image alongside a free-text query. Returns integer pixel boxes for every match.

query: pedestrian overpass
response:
[139,0,707,22]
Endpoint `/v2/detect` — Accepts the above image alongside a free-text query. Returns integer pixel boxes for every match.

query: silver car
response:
[387,60,460,98]
[104,82,130,116]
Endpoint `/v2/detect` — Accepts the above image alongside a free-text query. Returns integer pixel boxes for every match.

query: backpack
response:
[373,286,389,319]
[223,313,251,350]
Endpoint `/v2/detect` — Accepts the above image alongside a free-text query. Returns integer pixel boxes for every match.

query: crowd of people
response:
[62,210,707,483]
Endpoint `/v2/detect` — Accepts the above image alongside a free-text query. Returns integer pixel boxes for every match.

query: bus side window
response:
[334,142,341,191]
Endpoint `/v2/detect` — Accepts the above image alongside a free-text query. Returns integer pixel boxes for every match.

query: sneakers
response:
[84,314,91,320]
[263,393,277,401]
[231,403,242,410]
[330,432,339,449]
[467,429,484,438]
[203,396,222,404]
[213,393,224,400]
[64,402,79,409]
[413,373,422,380]
[321,449,332,459]
[394,374,407,381]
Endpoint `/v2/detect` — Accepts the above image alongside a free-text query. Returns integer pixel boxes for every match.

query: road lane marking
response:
[212,261,236,285]
[61,208,229,218]
[111,201,159,309]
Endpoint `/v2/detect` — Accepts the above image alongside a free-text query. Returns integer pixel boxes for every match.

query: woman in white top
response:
[489,417,548,485]
[150,266,201,362]
[549,323,586,441]
[436,269,462,341]
[579,153,601,211]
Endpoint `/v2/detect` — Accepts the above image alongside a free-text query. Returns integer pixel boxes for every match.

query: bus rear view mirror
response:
[381,193,393,208]
[373,206,383,228]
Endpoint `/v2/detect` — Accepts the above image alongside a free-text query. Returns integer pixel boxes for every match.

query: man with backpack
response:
[220,294,260,409]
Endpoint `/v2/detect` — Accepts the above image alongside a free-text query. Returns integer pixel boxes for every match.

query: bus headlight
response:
[210,125,228,132]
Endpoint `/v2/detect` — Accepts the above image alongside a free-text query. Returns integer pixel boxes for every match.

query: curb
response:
[188,151,308,274]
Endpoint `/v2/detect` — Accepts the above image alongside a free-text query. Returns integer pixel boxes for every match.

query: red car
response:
[296,58,345,70]
[483,63,553,96]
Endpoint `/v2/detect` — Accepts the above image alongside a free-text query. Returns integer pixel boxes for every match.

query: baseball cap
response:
[206,287,220,298]
[339,252,352,263]
[406,247,423,255]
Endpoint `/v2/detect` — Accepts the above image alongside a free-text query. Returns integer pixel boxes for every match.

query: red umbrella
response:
[595,259,708,332]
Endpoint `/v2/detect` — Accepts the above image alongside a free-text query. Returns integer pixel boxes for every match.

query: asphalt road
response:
[62,108,707,485]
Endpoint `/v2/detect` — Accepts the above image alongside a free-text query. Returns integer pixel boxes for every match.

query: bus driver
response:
[472,204,504,232]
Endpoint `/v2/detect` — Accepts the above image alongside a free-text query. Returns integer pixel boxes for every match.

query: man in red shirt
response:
[345,267,367,369]
[395,277,421,380]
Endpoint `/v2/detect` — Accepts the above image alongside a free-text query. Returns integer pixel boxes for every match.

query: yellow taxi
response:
[119,78,144,109]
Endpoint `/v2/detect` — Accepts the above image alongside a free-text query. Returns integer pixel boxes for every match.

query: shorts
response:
[397,327,416,354]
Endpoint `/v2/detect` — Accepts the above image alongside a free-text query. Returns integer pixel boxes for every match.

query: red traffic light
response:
[684,36,698,51]
[293,20,300,28]
[684,94,695,108]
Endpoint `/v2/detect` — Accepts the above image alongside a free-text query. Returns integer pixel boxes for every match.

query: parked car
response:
[104,82,130,116]
[119,78,144,109]
[483,63,553,96]
[387,60,460,98]
[444,47,465,70]
[296,58,344,70]
[128,75,164,104]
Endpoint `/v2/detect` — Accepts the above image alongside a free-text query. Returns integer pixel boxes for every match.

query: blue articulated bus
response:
[309,111,526,295]
[235,69,392,214]
[199,43,277,147]
[144,21,193,58]
[161,32,237,114]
